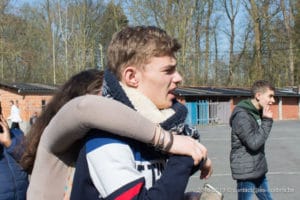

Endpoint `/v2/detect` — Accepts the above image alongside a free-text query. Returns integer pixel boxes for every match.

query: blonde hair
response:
[107,26,181,79]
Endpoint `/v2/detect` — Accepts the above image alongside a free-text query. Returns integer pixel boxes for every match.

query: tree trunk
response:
[281,0,295,86]
[249,0,262,80]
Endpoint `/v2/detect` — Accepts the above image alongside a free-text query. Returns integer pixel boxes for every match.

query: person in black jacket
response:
[70,26,212,200]
[230,80,275,200]
[0,115,28,200]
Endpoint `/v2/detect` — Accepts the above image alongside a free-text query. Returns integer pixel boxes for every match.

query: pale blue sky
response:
[11,0,40,8]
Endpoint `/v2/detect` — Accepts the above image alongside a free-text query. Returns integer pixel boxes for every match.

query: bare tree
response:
[246,0,263,81]
[124,0,212,85]
[203,0,214,84]
[280,0,295,86]
[294,1,300,85]
[223,0,240,85]
[1,0,299,87]
[45,0,57,84]
[58,0,73,80]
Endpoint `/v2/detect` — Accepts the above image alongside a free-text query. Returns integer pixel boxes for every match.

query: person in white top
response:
[7,100,22,129]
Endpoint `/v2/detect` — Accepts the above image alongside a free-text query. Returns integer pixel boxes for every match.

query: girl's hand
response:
[200,158,213,179]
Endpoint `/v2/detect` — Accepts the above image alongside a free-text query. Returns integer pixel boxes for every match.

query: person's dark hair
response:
[20,69,104,173]
[251,80,275,97]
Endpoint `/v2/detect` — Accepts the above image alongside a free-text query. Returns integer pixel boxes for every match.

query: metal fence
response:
[185,100,231,126]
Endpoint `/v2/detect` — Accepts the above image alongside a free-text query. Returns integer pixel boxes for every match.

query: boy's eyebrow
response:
[161,65,176,72]
[163,63,177,69]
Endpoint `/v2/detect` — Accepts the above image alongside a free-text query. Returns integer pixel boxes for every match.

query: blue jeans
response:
[237,176,273,200]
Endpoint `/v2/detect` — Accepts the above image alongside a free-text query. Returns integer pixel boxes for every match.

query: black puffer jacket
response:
[229,100,273,180]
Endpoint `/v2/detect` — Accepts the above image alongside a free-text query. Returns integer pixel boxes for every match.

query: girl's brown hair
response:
[20,69,103,173]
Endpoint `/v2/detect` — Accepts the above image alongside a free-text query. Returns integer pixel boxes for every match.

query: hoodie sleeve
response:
[231,109,273,151]
[103,155,195,200]
[132,155,195,200]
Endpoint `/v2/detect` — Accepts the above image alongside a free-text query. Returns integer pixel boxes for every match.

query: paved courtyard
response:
[186,120,300,199]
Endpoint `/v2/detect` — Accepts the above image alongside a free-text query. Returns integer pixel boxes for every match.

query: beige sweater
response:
[27,95,157,200]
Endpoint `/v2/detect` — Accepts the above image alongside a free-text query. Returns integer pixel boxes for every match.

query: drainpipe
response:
[298,97,300,120]
[278,97,282,120]
[298,86,300,120]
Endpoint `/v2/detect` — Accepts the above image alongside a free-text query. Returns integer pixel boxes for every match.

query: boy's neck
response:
[120,82,175,123]
[250,98,261,111]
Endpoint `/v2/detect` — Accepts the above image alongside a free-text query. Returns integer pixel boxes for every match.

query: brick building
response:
[0,82,299,130]
[0,83,57,132]
[175,86,300,125]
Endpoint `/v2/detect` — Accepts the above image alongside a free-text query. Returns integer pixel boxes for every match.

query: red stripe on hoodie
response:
[115,182,143,200]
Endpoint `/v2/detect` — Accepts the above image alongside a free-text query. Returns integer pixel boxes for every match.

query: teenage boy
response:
[230,80,275,200]
[71,26,212,200]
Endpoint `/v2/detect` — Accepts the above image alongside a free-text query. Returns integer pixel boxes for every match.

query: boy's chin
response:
[157,102,173,110]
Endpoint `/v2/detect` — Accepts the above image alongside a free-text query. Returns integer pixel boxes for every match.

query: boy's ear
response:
[255,92,261,102]
[123,66,139,87]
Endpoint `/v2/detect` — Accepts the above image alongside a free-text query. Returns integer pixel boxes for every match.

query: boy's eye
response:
[165,67,176,74]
